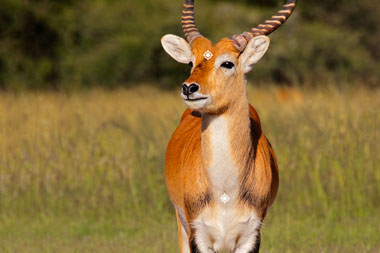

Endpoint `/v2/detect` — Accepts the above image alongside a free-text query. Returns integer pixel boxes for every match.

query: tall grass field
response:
[0,85,379,252]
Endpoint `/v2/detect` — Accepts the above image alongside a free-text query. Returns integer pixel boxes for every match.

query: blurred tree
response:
[0,0,75,89]
[0,0,378,90]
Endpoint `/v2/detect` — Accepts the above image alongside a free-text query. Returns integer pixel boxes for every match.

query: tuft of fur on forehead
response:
[190,37,240,65]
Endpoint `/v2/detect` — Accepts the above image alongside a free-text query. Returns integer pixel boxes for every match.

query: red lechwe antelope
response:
[161,0,297,252]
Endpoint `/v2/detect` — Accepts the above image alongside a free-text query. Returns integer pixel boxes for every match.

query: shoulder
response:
[166,109,202,153]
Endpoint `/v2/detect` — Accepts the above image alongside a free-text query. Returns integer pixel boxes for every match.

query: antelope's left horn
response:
[232,0,298,52]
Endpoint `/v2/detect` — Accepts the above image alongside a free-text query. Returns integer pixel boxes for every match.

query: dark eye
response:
[221,61,234,69]
[188,62,193,68]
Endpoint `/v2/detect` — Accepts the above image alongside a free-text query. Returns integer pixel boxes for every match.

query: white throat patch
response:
[205,115,238,201]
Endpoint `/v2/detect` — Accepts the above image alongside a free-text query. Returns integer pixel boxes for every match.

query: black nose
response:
[182,83,199,96]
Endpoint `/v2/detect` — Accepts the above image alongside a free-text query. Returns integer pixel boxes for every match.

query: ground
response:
[0,85,379,252]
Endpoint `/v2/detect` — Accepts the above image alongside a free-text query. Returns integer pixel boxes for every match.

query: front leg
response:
[190,237,201,253]
[189,233,215,253]
[233,230,261,253]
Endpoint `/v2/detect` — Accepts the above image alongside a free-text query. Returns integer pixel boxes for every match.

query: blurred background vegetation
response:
[1,87,379,251]
[0,0,379,90]
[0,1,379,252]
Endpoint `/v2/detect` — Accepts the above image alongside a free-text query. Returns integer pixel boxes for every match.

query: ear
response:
[161,34,192,64]
[239,35,270,73]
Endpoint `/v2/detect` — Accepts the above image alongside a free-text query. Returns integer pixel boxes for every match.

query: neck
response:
[200,88,252,177]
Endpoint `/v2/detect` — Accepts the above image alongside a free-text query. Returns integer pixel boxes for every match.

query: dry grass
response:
[0,85,379,252]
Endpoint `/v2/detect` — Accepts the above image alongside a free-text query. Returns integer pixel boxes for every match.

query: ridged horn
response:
[232,0,298,52]
[181,0,203,44]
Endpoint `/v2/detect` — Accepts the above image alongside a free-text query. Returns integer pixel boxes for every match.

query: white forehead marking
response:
[203,50,213,60]
[219,193,230,204]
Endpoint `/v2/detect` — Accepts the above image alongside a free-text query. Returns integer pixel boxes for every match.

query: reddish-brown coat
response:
[165,104,279,236]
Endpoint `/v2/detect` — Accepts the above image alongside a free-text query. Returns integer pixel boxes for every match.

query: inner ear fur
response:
[161,34,192,64]
[239,35,270,73]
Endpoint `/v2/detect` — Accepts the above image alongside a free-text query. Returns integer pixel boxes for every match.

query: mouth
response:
[185,97,208,102]
[181,92,211,109]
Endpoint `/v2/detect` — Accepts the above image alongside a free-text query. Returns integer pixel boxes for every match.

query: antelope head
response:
[161,0,297,114]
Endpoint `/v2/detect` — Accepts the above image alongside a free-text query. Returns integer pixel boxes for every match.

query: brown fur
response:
[165,37,279,251]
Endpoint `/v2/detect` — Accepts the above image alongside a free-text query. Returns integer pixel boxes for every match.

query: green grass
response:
[0,85,379,252]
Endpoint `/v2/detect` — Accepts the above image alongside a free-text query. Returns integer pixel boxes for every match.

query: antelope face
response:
[161,35,270,113]
[161,0,295,113]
